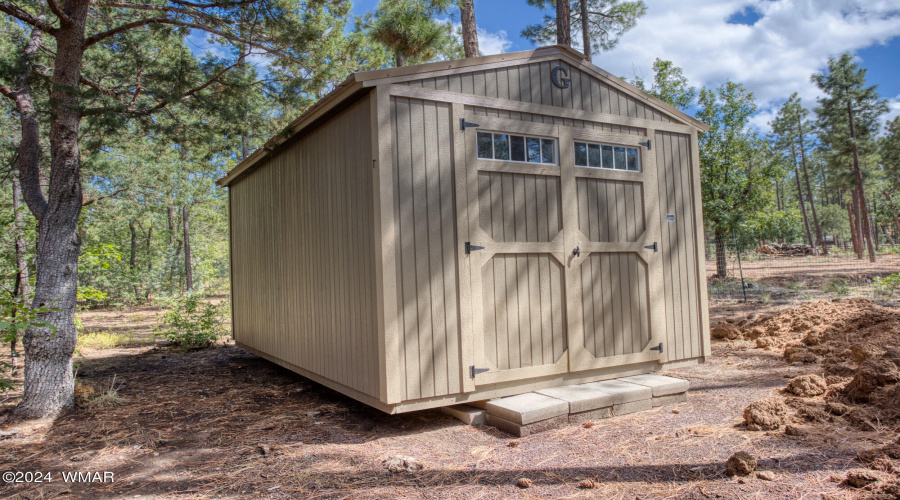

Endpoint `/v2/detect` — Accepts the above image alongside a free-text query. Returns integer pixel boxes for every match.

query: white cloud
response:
[442,19,514,55]
[592,0,900,133]
[885,95,900,127]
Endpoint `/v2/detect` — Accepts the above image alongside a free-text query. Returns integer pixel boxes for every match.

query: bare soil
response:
[1,300,899,499]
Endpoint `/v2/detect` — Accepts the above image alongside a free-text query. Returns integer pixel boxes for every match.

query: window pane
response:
[526,137,541,163]
[588,144,602,168]
[626,148,639,171]
[541,138,555,163]
[510,135,526,162]
[494,134,510,160]
[574,142,587,166]
[601,145,613,169]
[477,132,493,159]
[614,146,627,170]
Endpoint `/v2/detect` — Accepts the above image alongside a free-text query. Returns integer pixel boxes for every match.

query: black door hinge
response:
[649,342,664,353]
[644,242,658,252]
[460,118,481,130]
[639,140,652,150]
[470,365,489,378]
[465,242,484,254]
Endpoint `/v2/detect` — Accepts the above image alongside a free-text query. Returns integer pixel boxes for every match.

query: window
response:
[477,131,556,164]
[574,141,640,171]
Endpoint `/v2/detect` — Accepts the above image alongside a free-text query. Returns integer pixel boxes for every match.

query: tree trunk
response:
[792,150,814,247]
[556,0,571,46]
[167,205,176,245]
[241,134,250,161]
[796,121,826,255]
[847,101,876,262]
[849,188,862,259]
[394,52,404,68]
[714,228,727,279]
[579,0,591,61]
[11,177,30,374]
[129,219,138,297]
[460,0,479,58]
[183,205,193,292]
[15,1,91,420]
[145,224,153,300]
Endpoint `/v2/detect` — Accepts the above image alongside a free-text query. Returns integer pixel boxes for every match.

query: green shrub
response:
[0,286,59,392]
[154,294,227,349]
[873,273,900,300]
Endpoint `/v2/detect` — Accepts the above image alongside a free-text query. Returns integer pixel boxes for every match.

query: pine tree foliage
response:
[522,0,646,53]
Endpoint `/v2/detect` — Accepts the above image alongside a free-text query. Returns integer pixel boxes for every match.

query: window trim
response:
[476,131,559,165]
[573,140,641,172]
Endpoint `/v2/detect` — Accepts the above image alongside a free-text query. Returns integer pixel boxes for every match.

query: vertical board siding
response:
[576,178,646,242]
[466,105,645,137]
[576,253,650,358]
[478,172,562,242]
[230,94,380,398]
[391,97,462,400]
[404,59,675,123]
[655,131,702,361]
[482,254,566,369]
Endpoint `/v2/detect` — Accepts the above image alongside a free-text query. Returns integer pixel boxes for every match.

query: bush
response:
[873,273,900,300]
[154,294,227,349]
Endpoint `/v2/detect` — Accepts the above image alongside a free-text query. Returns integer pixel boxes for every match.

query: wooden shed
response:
[217,45,711,414]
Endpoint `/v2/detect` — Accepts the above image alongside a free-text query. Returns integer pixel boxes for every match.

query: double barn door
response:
[453,109,665,388]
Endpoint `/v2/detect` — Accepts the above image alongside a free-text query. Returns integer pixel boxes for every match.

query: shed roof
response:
[218,45,707,187]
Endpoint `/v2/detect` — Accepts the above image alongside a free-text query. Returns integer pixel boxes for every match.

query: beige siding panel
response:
[390,96,463,400]
[230,94,379,398]
[576,178,645,242]
[654,130,703,362]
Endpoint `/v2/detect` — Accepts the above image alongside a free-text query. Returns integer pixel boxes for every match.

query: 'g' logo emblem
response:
[550,66,570,89]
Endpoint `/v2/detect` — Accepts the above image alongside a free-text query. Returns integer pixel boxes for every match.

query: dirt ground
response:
[1,299,899,499]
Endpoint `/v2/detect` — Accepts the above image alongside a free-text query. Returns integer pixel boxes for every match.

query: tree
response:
[630,58,695,110]
[459,0,479,57]
[771,94,826,254]
[812,53,888,262]
[0,0,363,419]
[881,117,900,236]
[366,0,461,67]
[522,0,646,60]
[696,82,777,278]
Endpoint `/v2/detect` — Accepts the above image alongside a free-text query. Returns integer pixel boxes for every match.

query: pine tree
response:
[630,58,695,110]
[366,0,461,67]
[522,0,646,59]
[459,0,479,57]
[812,53,888,262]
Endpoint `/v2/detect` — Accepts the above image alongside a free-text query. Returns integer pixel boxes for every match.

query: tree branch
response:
[82,187,128,207]
[46,0,74,26]
[0,3,58,34]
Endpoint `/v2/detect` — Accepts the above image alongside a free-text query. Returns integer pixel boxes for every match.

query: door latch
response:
[465,242,485,254]
[649,342,664,353]
[469,366,489,378]
[460,118,481,130]
[644,242,658,252]
[573,245,581,257]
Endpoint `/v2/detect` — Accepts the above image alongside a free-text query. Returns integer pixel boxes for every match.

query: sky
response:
[349,0,900,133]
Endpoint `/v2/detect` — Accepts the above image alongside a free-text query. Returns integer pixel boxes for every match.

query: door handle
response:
[573,246,580,257]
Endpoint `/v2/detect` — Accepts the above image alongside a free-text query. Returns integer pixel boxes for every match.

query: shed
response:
[217,45,711,414]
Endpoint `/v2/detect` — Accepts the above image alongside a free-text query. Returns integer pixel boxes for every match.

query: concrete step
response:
[483,374,689,436]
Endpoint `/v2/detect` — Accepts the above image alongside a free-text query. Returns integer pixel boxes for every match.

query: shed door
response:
[563,130,665,372]
[456,115,569,386]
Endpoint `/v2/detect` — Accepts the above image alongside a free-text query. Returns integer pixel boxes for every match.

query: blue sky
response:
[350,0,900,132]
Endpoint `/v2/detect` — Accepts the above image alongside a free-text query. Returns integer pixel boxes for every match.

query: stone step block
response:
[568,406,614,424]
[580,379,652,405]
[535,384,616,413]
[613,398,653,416]
[652,392,687,407]
[619,374,690,397]
[440,404,486,425]
[485,413,567,437]
[486,392,568,425]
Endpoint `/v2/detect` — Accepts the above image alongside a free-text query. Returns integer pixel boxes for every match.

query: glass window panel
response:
[574,142,587,166]
[614,146,627,170]
[494,134,510,160]
[541,138,555,164]
[510,135,526,162]
[588,144,602,168]
[477,132,493,159]
[526,137,541,163]
[626,148,639,171]
[601,145,613,169]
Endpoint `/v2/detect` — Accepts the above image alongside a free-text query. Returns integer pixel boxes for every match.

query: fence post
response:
[734,230,747,302]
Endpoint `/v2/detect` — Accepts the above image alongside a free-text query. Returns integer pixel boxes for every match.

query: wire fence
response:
[705,232,900,304]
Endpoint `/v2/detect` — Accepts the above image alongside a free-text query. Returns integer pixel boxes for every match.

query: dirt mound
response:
[711,321,741,340]
[786,375,827,397]
[725,451,758,476]
[743,398,788,431]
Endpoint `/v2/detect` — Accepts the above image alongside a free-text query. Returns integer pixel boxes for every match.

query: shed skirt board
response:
[238,341,701,414]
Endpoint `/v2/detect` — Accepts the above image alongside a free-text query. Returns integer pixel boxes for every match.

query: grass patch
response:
[77,330,144,349]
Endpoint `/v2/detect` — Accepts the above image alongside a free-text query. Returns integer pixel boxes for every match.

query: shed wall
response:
[404,59,675,124]
[230,94,380,398]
